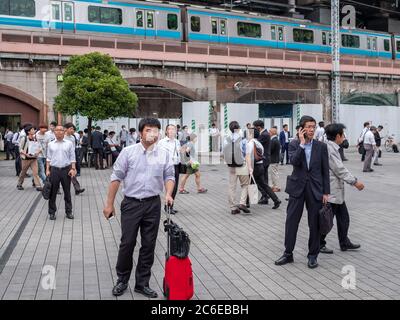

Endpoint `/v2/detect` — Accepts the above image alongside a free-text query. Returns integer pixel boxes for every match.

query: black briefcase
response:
[163,218,191,259]
[42,177,52,200]
[319,203,334,235]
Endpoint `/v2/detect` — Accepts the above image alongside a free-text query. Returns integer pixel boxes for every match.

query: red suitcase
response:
[163,207,194,300]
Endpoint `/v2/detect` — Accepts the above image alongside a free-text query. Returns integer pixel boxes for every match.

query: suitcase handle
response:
[166,205,172,258]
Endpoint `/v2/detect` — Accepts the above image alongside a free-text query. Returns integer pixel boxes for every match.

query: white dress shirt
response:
[363,130,376,145]
[47,139,76,168]
[159,137,181,165]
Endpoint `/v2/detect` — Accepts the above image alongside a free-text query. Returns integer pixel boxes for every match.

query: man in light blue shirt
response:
[301,139,313,169]
[103,118,175,299]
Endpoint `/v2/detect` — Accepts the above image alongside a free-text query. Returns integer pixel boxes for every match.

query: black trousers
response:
[320,202,351,248]
[284,181,322,258]
[49,166,72,215]
[339,147,345,161]
[14,146,21,176]
[116,195,161,287]
[5,141,14,159]
[281,143,289,164]
[75,149,81,174]
[93,147,104,169]
[254,164,279,203]
[171,164,180,204]
[80,147,88,165]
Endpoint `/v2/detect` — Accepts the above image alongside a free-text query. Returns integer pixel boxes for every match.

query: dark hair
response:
[212,123,216,127]
[84,128,89,133]
[78,130,83,134]
[253,120,264,129]
[299,115,316,128]
[109,131,116,135]
[138,118,161,133]
[295,125,301,130]
[24,124,34,134]
[50,121,57,126]
[319,121,325,127]
[378,125,383,129]
[182,125,188,130]
[64,122,74,129]
[283,124,288,128]
[129,128,136,133]
[104,130,108,134]
[177,125,181,129]
[325,123,346,141]
[363,121,370,127]
[95,126,101,130]
[229,121,240,133]
[272,126,278,129]
[39,123,48,129]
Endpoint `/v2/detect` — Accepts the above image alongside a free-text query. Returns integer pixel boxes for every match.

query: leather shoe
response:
[17,185,24,190]
[49,214,56,220]
[66,213,74,219]
[272,200,281,209]
[36,187,43,192]
[258,198,269,205]
[134,286,158,298]
[308,257,318,269]
[231,208,240,215]
[75,188,85,195]
[238,204,250,213]
[340,242,360,251]
[112,281,128,296]
[275,254,294,266]
[320,246,333,254]
[363,169,374,172]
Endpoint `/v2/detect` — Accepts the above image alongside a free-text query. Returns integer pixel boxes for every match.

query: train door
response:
[271,25,285,49]
[211,17,228,44]
[50,1,75,32]
[136,9,156,39]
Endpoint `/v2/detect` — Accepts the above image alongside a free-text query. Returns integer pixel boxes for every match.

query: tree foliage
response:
[54,52,137,121]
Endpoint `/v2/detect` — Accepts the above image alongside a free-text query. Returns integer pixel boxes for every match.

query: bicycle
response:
[384,135,395,152]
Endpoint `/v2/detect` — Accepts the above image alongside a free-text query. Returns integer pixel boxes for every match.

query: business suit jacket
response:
[257,129,271,166]
[270,136,281,164]
[285,139,330,201]
[91,130,104,149]
[279,130,290,146]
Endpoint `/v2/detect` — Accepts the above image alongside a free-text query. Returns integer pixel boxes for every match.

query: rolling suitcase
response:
[163,206,194,300]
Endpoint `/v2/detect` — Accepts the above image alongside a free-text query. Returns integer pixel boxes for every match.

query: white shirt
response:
[64,134,77,149]
[209,128,219,137]
[363,130,376,145]
[247,139,264,165]
[358,127,369,143]
[35,132,51,158]
[159,137,181,165]
[46,130,55,142]
[106,137,118,152]
[47,139,76,168]
[284,131,289,143]
[315,127,325,141]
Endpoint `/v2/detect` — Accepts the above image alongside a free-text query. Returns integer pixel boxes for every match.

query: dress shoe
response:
[373,163,382,166]
[275,254,294,266]
[49,214,56,220]
[238,204,250,213]
[75,188,85,195]
[340,242,360,251]
[66,213,74,219]
[343,158,349,161]
[36,187,43,192]
[17,185,24,190]
[134,286,158,298]
[258,198,269,205]
[112,281,128,296]
[231,208,240,215]
[320,246,333,254]
[246,203,250,208]
[308,257,318,269]
[363,169,374,172]
[272,200,281,209]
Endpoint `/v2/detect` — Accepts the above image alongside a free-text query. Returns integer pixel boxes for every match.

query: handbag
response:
[319,203,334,235]
[341,139,349,149]
[248,175,259,205]
[163,219,191,258]
[42,177,52,200]
[178,163,187,174]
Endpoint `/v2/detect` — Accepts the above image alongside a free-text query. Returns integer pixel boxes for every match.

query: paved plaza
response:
[0,149,400,300]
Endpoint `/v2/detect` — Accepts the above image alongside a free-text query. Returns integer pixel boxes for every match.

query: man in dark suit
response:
[91,126,105,170]
[279,124,291,165]
[253,120,270,205]
[275,115,330,269]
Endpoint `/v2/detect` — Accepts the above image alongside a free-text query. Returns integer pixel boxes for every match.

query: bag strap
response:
[250,174,256,184]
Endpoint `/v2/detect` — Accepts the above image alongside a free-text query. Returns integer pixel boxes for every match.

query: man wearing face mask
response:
[103,118,175,298]
[275,115,330,269]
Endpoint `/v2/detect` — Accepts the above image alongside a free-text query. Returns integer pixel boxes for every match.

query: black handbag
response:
[357,142,365,155]
[319,203,334,235]
[163,219,190,258]
[42,177,52,200]
[341,139,349,149]
[178,163,187,174]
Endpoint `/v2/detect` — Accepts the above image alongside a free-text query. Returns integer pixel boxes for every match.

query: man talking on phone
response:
[103,118,175,298]
[275,115,330,269]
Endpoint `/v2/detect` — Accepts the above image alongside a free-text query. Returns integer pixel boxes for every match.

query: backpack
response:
[223,135,244,167]
[253,140,264,162]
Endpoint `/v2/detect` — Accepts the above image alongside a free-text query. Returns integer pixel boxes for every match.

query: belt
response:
[51,165,71,170]
[125,195,159,202]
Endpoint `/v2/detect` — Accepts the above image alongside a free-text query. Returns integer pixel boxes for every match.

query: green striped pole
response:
[75,113,80,131]
[191,119,195,132]
[208,102,213,152]
[296,105,301,125]
[223,104,228,135]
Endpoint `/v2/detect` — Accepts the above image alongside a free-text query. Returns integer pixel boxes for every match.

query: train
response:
[1,0,400,60]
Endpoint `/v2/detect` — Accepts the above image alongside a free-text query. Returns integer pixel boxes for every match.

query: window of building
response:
[341,34,360,48]
[191,16,200,32]
[88,6,122,25]
[167,13,177,30]
[0,0,35,17]
[384,39,390,52]
[293,28,314,43]
[147,11,154,28]
[237,22,261,38]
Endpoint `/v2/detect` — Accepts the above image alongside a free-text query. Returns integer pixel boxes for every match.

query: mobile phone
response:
[107,211,115,220]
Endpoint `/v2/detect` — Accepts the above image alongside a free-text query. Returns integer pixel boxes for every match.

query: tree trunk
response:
[87,117,92,149]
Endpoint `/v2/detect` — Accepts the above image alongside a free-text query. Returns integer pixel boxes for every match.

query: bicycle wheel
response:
[385,140,393,152]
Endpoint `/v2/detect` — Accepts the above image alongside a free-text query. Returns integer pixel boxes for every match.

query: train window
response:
[191,16,200,32]
[397,41,400,52]
[278,26,284,41]
[147,11,154,28]
[88,6,122,25]
[136,10,143,27]
[211,18,217,34]
[384,39,390,52]
[322,31,331,46]
[271,25,276,40]
[220,20,226,35]
[237,22,261,38]
[367,37,377,50]
[52,3,60,20]
[64,3,73,22]
[167,13,178,30]
[341,34,360,48]
[293,28,314,43]
[0,0,35,17]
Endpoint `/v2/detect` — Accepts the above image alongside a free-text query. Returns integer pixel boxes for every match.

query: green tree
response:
[54,52,137,142]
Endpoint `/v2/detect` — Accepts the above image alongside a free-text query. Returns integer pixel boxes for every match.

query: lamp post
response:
[331,0,340,123]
